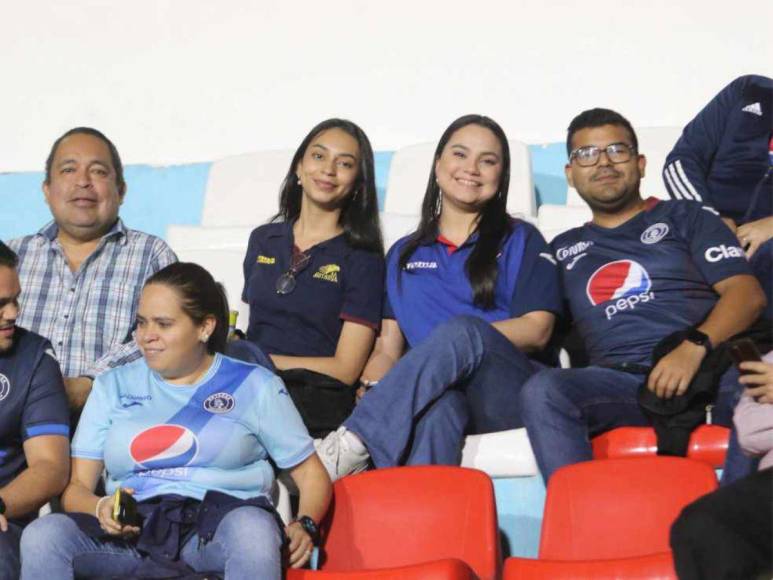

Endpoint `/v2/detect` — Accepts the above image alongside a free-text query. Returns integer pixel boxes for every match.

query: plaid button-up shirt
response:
[8,219,177,377]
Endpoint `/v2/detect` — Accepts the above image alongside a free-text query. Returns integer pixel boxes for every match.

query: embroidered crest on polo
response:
[203,392,235,414]
[0,373,10,402]
[313,264,340,283]
[405,261,438,270]
[640,223,669,245]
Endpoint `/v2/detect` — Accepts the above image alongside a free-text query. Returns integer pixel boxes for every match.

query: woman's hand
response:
[96,488,141,537]
[285,520,314,568]
[737,216,773,259]
[355,379,377,403]
[738,361,773,404]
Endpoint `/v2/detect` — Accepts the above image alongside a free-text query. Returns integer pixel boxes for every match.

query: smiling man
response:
[0,241,69,579]
[7,128,176,411]
[520,108,767,484]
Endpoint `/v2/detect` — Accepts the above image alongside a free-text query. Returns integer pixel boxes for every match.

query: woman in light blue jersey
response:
[21,262,331,579]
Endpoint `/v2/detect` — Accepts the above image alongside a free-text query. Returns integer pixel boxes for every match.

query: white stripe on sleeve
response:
[665,163,692,200]
[675,160,703,201]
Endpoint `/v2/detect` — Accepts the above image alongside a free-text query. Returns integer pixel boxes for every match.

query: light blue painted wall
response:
[1,146,568,242]
[0,163,209,241]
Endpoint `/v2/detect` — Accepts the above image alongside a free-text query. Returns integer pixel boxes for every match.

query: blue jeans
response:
[0,521,23,580]
[519,365,752,483]
[345,315,538,467]
[20,507,283,579]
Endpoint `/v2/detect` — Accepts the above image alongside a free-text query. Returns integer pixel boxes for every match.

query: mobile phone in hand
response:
[112,488,142,528]
[728,338,762,374]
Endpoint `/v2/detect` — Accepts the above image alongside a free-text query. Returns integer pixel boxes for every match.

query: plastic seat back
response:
[202,149,294,227]
[591,425,730,468]
[536,204,592,242]
[319,466,500,580]
[540,457,717,560]
[460,427,539,478]
[504,552,676,579]
[288,558,474,579]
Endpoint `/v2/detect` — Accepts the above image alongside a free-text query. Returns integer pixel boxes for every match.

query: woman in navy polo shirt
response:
[238,119,384,438]
[317,115,562,479]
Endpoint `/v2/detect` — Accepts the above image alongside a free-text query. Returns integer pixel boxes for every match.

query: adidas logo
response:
[742,102,762,116]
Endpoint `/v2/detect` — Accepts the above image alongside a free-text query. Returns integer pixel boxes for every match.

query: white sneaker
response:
[315,426,370,481]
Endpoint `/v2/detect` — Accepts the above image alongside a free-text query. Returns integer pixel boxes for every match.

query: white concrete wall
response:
[1,0,771,171]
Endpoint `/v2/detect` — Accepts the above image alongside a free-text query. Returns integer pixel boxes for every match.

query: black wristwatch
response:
[0,495,6,515]
[295,515,320,545]
[685,328,713,352]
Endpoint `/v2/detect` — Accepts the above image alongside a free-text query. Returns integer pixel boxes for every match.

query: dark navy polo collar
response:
[266,221,347,252]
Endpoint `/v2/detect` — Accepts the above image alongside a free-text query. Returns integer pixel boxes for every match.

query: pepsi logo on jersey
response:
[586,260,655,320]
[130,425,199,470]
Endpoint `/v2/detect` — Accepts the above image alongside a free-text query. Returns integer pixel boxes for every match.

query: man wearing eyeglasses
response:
[520,108,767,483]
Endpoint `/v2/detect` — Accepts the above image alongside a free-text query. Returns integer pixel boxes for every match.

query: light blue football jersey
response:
[72,354,314,501]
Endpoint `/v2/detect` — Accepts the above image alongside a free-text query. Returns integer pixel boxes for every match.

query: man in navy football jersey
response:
[520,108,767,483]
[0,241,69,579]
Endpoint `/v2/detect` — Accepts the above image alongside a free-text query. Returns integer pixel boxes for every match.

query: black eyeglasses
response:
[275,250,312,295]
[569,142,636,167]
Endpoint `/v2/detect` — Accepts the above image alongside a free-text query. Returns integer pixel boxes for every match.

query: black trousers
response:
[671,467,773,580]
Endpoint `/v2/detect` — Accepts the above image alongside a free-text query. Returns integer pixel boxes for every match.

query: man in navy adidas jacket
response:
[664,75,772,316]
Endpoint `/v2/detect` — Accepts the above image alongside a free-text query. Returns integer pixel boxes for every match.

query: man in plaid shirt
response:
[8,128,176,410]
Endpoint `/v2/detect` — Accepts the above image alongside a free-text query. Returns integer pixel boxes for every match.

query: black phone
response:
[728,338,762,374]
[112,488,142,528]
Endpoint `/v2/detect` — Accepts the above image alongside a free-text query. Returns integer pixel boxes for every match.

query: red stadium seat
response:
[287,558,474,579]
[500,457,714,579]
[287,466,499,580]
[540,457,717,560]
[503,551,676,579]
[591,425,730,467]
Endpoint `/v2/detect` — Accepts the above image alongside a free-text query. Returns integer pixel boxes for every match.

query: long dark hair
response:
[274,118,383,254]
[145,262,230,354]
[398,115,512,309]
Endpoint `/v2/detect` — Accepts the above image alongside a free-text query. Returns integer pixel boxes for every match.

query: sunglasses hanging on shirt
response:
[276,249,312,295]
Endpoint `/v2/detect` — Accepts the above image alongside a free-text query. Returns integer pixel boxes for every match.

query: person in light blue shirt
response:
[21,262,331,579]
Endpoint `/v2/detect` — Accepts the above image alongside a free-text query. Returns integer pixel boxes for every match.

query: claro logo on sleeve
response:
[704,245,744,263]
